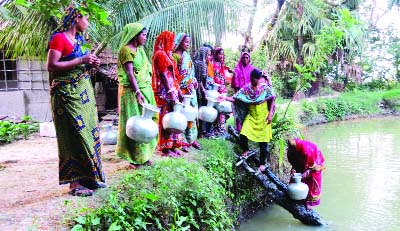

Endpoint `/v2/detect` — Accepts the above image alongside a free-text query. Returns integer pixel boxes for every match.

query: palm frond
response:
[0,4,53,59]
[95,0,250,52]
[1,0,252,59]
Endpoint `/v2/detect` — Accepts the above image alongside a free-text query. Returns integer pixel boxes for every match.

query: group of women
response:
[47,5,324,209]
[115,23,253,165]
[46,5,279,197]
[116,23,239,162]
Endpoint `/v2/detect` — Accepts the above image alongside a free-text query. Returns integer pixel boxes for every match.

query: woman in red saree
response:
[287,139,325,208]
[151,31,183,157]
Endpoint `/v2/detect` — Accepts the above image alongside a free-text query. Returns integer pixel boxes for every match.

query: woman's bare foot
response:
[162,149,179,158]
[181,146,190,152]
[241,151,249,158]
[128,163,142,169]
[192,141,202,150]
[173,148,184,156]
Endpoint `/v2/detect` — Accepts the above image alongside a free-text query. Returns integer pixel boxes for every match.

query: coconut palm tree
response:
[0,0,252,59]
[261,0,365,98]
[390,0,400,8]
[265,0,364,68]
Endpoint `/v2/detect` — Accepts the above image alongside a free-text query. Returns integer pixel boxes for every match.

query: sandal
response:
[69,186,93,197]
[192,141,202,150]
[79,179,107,190]
[128,163,142,169]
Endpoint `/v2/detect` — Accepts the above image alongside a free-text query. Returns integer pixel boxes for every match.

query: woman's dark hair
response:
[129,27,147,43]
[213,47,224,60]
[250,68,263,79]
[203,43,214,51]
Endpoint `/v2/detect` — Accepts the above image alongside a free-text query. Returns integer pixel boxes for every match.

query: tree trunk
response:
[262,0,286,45]
[228,126,327,226]
[244,0,258,50]
[296,1,304,65]
[240,160,326,226]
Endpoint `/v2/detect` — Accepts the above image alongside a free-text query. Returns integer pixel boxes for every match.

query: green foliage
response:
[299,89,397,124]
[388,37,400,81]
[0,0,110,58]
[357,79,388,91]
[0,119,39,144]
[382,89,400,111]
[271,112,298,167]
[13,0,110,25]
[71,140,236,231]
[69,138,284,230]
[315,98,347,121]
[250,46,268,71]
[300,101,319,122]
[0,0,252,59]
[223,48,240,69]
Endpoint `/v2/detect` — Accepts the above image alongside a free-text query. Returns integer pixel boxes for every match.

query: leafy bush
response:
[0,119,39,144]
[70,138,279,231]
[299,89,393,124]
[271,112,299,167]
[382,89,400,111]
[357,79,388,91]
[300,101,319,122]
[223,48,240,69]
[72,158,234,231]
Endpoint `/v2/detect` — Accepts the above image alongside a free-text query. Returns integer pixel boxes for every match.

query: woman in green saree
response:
[173,33,201,150]
[47,5,105,196]
[115,23,158,168]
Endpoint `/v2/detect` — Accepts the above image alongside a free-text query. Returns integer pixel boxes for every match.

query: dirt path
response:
[0,134,129,230]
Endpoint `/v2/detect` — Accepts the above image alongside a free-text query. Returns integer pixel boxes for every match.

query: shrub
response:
[382,89,400,111]
[72,158,234,231]
[300,101,319,123]
[0,119,39,144]
[70,138,281,231]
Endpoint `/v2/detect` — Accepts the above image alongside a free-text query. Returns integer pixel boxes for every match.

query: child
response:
[220,68,275,171]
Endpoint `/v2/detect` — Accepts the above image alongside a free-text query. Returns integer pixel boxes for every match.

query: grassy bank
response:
[298,88,400,126]
[70,139,271,231]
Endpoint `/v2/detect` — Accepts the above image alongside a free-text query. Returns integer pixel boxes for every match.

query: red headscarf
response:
[153,31,175,54]
[152,31,181,95]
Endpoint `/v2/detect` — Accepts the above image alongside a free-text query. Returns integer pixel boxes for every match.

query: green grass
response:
[296,88,399,124]
[382,89,400,111]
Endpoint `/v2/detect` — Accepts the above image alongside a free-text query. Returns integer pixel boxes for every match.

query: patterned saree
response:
[49,34,105,185]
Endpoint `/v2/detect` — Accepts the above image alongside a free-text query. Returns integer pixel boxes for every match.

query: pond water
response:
[239,116,400,231]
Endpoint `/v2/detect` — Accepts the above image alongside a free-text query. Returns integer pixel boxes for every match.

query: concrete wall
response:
[16,60,49,90]
[0,91,26,117]
[0,90,51,122]
[24,90,52,121]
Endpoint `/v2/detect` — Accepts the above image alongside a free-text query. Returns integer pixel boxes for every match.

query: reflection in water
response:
[239,117,400,231]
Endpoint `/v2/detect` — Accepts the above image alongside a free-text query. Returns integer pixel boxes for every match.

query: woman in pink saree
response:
[287,139,325,208]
